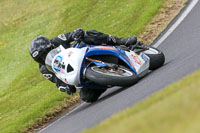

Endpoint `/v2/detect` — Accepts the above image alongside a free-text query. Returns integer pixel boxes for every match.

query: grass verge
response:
[83,70,200,133]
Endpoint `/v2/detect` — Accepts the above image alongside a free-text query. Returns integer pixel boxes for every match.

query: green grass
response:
[0,0,165,132]
[83,70,200,133]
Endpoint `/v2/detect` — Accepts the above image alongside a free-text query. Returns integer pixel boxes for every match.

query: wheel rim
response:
[144,47,160,54]
[91,66,133,77]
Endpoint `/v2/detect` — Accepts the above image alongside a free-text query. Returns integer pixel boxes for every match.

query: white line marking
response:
[154,0,199,48]
[38,0,199,132]
[38,102,86,133]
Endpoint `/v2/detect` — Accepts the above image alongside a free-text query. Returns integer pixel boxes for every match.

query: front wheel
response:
[85,65,138,87]
[143,47,165,70]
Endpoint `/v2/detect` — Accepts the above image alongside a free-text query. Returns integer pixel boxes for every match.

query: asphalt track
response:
[39,0,200,133]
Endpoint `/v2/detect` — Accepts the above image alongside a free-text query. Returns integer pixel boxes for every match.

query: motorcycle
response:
[45,41,165,102]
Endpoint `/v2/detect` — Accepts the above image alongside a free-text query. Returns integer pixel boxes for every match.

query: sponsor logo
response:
[131,54,141,65]
[60,78,67,83]
[61,68,65,74]
[126,57,136,70]
[141,53,148,62]
[58,34,67,41]
[68,51,73,57]
[96,46,116,50]
[53,56,63,72]
[43,74,53,79]
[32,51,39,57]
[100,47,116,50]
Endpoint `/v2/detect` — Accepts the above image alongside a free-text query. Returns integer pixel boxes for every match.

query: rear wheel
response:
[85,65,138,87]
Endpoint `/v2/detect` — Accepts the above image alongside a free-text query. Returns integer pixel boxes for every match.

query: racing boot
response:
[108,35,137,47]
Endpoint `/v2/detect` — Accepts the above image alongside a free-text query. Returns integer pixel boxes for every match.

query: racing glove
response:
[58,85,76,95]
[71,28,85,41]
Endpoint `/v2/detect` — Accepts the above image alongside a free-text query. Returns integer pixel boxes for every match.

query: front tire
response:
[144,47,165,70]
[85,65,138,86]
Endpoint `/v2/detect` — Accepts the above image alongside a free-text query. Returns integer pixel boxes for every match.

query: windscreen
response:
[45,47,62,72]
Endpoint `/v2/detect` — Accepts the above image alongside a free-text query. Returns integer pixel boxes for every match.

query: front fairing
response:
[45,45,88,86]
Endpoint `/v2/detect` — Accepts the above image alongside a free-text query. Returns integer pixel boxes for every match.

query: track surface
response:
[39,1,200,133]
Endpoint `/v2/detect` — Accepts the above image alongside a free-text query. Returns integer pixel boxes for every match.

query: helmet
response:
[29,35,52,65]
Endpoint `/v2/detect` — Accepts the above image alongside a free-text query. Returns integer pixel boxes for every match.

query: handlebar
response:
[72,39,87,48]
[72,38,82,48]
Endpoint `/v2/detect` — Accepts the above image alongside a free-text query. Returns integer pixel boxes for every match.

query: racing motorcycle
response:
[45,41,165,102]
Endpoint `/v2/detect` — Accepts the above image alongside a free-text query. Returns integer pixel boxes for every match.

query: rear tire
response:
[85,65,138,86]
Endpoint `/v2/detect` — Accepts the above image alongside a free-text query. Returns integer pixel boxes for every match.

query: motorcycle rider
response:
[29,28,139,102]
